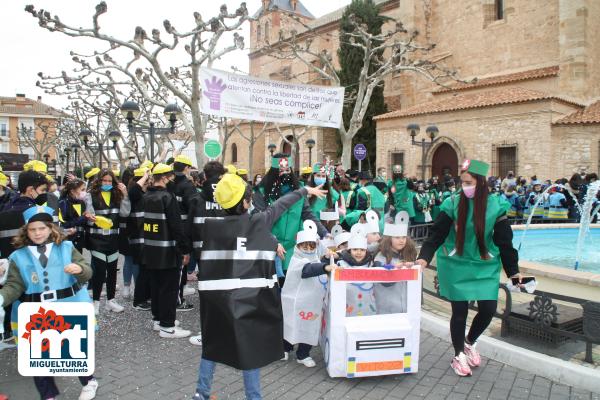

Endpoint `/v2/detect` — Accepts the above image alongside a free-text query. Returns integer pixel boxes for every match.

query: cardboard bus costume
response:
[197,213,283,370]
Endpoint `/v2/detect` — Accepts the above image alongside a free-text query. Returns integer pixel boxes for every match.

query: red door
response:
[432,143,458,178]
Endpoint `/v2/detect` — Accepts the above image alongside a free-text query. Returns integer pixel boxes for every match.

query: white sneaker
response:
[297,357,316,368]
[78,379,98,400]
[280,351,289,361]
[159,326,191,338]
[153,320,180,331]
[106,299,124,313]
[122,285,131,299]
[183,286,196,296]
[93,301,100,315]
[189,332,202,346]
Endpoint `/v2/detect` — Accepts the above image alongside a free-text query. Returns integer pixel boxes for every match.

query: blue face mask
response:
[101,184,113,192]
[314,177,326,186]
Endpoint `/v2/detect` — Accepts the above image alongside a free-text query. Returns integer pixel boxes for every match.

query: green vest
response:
[392,179,415,218]
[413,192,431,224]
[310,187,340,217]
[429,189,441,220]
[365,184,385,231]
[435,194,510,301]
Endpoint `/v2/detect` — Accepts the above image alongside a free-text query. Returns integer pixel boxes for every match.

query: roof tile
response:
[374,87,584,120]
[554,100,600,125]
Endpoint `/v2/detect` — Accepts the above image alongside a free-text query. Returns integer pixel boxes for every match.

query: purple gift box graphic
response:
[204,76,227,110]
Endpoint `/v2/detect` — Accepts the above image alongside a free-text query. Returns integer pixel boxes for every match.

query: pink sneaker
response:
[464,342,481,367]
[451,352,472,377]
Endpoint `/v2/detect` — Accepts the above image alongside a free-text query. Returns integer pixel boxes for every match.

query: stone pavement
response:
[1,293,599,400]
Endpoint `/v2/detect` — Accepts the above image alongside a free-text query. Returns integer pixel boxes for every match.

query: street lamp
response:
[108,130,121,149]
[268,143,276,157]
[64,147,71,175]
[121,100,181,162]
[79,128,106,169]
[407,123,439,180]
[71,143,81,179]
[305,138,315,167]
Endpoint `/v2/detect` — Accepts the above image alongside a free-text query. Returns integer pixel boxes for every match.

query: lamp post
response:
[268,143,276,157]
[79,128,121,169]
[305,138,315,167]
[71,143,81,179]
[121,100,181,163]
[407,123,439,180]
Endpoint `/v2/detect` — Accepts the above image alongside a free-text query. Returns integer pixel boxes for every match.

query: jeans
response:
[123,255,140,286]
[196,358,261,400]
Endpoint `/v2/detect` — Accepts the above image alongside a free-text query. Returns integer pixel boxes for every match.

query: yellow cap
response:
[0,165,3,171]
[215,173,247,209]
[112,169,120,177]
[152,163,173,175]
[85,167,101,180]
[301,167,312,175]
[24,160,48,173]
[140,160,154,170]
[45,174,55,183]
[174,155,193,167]
[94,215,114,230]
[225,164,237,175]
[237,169,248,176]
[134,167,148,177]
[0,172,7,187]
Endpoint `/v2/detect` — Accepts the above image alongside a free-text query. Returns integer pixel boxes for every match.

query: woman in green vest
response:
[309,163,340,219]
[388,165,416,222]
[413,181,432,224]
[253,154,327,280]
[415,159,523,378]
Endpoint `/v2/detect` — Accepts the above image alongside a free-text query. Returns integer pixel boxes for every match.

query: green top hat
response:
[460,159,489,177]
[312,163,325,174]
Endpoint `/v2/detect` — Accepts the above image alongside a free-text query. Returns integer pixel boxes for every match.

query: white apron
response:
[281,250,326,346]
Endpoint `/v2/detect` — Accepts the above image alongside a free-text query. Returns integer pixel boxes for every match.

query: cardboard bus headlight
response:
[319,266,422,378]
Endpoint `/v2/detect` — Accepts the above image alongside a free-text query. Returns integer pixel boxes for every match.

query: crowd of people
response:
[0,155,530,400]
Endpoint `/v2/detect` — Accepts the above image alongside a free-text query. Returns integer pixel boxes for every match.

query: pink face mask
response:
[462,185,476,198]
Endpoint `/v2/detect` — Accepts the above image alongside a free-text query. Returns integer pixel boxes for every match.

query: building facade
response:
[231,0,599,180]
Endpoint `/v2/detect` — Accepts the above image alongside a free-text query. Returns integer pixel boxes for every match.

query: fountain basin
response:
[512,224,600,301]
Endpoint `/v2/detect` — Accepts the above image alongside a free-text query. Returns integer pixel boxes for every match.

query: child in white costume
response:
[281,221,323,367]
[374,212,417,314]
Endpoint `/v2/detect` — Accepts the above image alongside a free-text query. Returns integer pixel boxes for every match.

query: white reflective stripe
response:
[193,241,203,248]
[0,229,21,238]
[193,217,225,224]
[95,208,119,215]
[448,248,457,257]
[176,196,183,202]
[129,238,144,244]
[89,228,119,235]
[198,274,278,291]
[119,223,127,228]
[144,239,176,247]
[130,212,144,217]
[91,251,119,263]
[201,250,276,261]
[144,212,167,220]
[76,227,84,232]
[181,215,188,220]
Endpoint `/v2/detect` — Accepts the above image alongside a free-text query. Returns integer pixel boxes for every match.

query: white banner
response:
[200,67,345,128]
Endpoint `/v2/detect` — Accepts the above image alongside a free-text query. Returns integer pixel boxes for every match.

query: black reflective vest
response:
[141,189,178,270]
[57,196,87,250]
[127,189,145,265]
[198,213,282,370]
[188,191,226,261]
[88,192,121,254]
[0,210,25,258]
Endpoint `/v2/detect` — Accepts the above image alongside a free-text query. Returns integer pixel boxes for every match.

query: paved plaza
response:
[1,294,599,400]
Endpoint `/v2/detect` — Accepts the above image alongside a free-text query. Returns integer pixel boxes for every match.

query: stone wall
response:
[551,124,600,179]
[376,101,581,180]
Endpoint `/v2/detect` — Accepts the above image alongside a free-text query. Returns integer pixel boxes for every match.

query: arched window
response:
[264,22,270,42]
[257,24,262,42]
[231,143,238,163]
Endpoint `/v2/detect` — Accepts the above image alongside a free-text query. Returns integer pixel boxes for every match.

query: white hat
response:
[364,210,380,234]
[350,222,367,237]
[334,232,351,247]
[383,211,409,237]
[348,235,368,250]
[320,237,336,249]
[296,220,318,244]
[320,209,339,221]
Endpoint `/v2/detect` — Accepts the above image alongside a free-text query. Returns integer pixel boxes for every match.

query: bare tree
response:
[26,1,249,167]
[229,120,271,179]
[265,14,467,168]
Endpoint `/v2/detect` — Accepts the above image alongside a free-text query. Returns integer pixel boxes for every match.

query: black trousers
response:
[90,255,118,301]
[147,267,180,328]
[2,304,11,339]
[450,300,497,356]
[284,340,312,360]
[133,264,151,306]
[34,375,93,399]
[177,263,186,305]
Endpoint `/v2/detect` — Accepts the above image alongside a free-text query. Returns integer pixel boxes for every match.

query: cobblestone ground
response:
[1,293,599,400]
